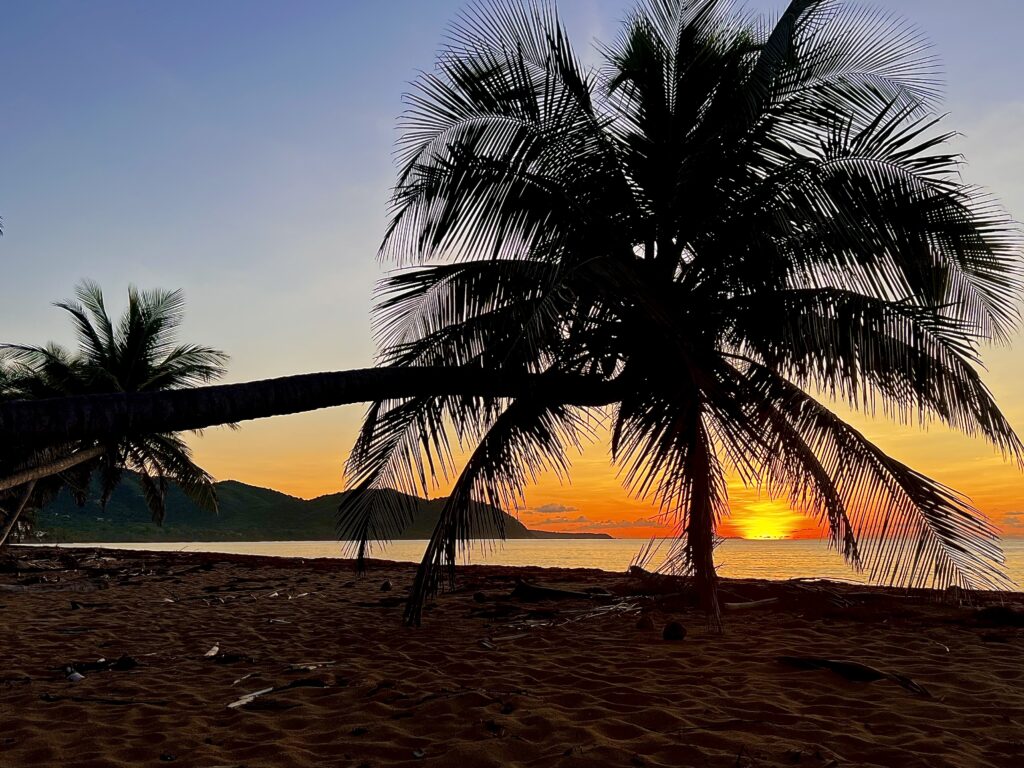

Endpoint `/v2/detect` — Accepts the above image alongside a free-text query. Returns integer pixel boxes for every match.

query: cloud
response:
[555,517,666,531]
[531,503,578,515]
[541,515,590,525]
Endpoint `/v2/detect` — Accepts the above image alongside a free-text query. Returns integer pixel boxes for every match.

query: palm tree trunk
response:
[0,481,38,548]
[0,367,618,444]
[0,445,105,493]
[686,422,722,626]
[689,495,721,624]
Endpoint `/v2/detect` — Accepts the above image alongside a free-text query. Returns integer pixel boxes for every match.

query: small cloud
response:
[532,503,578,515]
[542,515,590,524]
[562,517,665,531]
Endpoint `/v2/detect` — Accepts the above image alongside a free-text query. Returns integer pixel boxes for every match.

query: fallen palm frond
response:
[777,655,932,698]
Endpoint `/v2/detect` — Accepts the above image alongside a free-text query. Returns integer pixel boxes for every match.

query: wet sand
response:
[1,547,1022,767]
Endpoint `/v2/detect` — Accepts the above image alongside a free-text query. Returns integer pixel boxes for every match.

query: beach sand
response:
[1,548,1022,768]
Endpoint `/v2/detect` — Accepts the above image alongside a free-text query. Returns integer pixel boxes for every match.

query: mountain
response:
[31,476,612,542]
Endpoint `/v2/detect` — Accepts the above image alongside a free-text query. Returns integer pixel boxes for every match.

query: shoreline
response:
[2,547,1022,767]
[16,536,1024,598]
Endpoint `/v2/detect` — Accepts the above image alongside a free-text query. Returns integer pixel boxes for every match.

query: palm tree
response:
[0,282,228,543]
[336,0,1024,625]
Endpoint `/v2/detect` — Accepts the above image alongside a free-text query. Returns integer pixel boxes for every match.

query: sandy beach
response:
[1,548,1022,768]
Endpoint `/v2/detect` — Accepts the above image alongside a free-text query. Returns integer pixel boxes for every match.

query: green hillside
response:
[32,476,611,542]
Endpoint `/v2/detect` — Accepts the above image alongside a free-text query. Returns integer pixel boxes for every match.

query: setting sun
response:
[720,498,811,541]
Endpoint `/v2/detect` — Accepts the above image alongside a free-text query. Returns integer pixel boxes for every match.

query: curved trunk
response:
[0,480,38,548]
[0,367,618,444]
[0,445,106,493]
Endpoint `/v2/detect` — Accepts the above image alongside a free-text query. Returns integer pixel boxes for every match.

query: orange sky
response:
[188,339,1024,540]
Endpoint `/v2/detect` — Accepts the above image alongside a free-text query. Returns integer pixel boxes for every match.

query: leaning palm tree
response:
[0,282,228,543]
[338,0,1023,624]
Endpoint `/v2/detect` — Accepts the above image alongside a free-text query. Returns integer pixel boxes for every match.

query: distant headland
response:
[32,475,612,543]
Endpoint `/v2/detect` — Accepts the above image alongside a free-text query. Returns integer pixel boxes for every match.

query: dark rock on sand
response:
[662,621,687,641]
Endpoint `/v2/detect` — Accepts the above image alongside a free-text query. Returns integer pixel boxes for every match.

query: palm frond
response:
[405,396,594,624]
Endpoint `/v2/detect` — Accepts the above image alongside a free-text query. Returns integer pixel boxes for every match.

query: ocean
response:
[46,537,1024,589]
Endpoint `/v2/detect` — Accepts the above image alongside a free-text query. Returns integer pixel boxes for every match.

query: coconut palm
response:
[336,0,1024,624]
[0,282,228,543]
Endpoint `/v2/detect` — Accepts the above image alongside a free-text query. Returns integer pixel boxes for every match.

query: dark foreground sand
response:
[1,548,1022,768]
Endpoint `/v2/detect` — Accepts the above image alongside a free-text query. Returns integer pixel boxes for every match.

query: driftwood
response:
[723,597,779,611]
[226,677,330,709]
[627,565,689,595]
[778,656,932,697]
[509,580,595,602]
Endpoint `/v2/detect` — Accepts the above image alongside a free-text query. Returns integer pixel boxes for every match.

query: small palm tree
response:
[0,282,228,543]
[338,0,1024,624]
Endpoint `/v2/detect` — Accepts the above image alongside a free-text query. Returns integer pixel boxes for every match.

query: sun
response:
[725,499,806,540]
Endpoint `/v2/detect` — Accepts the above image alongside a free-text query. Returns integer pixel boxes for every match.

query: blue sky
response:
[3,1,1024,507]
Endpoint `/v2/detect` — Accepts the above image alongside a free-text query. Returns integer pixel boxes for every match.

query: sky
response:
[3,0,1024,540]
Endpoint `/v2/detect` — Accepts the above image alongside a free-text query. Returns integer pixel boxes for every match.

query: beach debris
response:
[211,652,256,665]
[232,673,256,686]
[203,644,220,657]
[108,655,140,671]
[479,639,498,650]
[723,597,779,611]
[380,579,393,592]
[472,602,523,619]
[636,615,655,631]
[510,580,595,602]
[777,656,932,698]
[483,718,507,737]
[227,686,274,709]
[627,565,689,595]
[286,661,335,672]
[662,621,687,641]
[268,618,291,624]
[226,677,331,709]
[61,655,141,677]
[65,668,85,683]
[412,749,426,759]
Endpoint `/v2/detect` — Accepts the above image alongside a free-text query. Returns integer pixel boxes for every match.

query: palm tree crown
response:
[347,0,1023,625]
[1,281,228,526]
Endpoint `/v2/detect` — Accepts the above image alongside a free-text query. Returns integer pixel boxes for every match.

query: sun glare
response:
[727,500,805,540]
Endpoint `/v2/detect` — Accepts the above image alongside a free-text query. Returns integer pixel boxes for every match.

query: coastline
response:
[2,547,1022,767]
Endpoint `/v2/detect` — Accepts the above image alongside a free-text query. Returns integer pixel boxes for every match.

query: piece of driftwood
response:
[226,677,330,709]
[777,656,931,697]
[723,597,779,611]
[509,581,594,602]
[626,566,690,596]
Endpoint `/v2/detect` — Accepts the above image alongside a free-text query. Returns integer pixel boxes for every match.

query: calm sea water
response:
[49,537,1024,589]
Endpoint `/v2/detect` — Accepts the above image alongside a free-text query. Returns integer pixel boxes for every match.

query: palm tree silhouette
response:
[337,0,1023,624]
[0,282,227,543]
